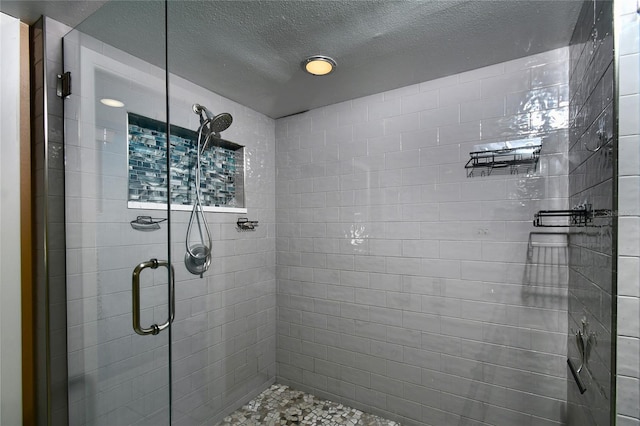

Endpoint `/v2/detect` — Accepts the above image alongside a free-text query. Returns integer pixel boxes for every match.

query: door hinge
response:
[56,72,71,98]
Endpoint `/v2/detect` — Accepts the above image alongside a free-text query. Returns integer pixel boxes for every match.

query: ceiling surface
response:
[1,0,583,119]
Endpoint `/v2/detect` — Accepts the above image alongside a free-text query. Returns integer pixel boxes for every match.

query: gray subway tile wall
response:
[276,47,571,425]
[615,0,640,425]
[168,75,276,424]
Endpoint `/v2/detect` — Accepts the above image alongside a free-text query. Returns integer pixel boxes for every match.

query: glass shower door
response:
[63,2,173,425]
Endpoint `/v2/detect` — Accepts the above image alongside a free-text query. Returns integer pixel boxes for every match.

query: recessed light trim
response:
[302,55,337,76]
[100,98,125,108]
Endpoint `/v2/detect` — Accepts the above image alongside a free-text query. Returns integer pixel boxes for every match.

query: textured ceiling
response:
[0,0,109,26]
[1,0,582,118]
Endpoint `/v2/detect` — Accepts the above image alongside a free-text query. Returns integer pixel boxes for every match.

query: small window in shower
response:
[127,113,245,212]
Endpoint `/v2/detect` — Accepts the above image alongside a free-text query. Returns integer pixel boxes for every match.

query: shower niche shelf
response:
[127,113,246,213]
[465,138,541,178]
[533,205,612,228]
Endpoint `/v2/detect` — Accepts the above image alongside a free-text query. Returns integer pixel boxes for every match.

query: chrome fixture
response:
[568,318,597,394]
[567,358,587,394]
[192,103,233,142]
[301,55,337,76]
[132,259,175,335]
[185,104,233,277]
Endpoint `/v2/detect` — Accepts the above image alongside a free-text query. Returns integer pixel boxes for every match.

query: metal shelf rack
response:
[465,145,541,177]
[533,205,612,228]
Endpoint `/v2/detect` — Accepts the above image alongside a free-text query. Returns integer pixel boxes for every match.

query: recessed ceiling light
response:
[100,98,125,108]
[302,55,337,76]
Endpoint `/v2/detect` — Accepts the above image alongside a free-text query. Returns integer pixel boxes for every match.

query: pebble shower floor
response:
[216,384,400,425]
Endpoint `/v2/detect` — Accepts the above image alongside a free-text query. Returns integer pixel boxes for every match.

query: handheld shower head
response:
[192,104,233,140]
[210,112,233,134]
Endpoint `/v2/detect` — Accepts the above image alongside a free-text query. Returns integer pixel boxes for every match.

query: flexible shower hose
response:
[185,126,213,271]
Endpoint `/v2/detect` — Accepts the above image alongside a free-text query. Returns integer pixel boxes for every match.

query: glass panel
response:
[566,1,615,425]
[63,2,172,425]
[166,2,277,424]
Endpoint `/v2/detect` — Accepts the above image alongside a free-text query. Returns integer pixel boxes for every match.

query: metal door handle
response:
[132,259,175,336]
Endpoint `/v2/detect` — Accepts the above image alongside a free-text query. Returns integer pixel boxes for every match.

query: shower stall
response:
[29,0,638,425]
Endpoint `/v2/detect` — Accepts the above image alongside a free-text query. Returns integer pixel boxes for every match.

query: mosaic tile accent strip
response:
[128,113,244,208]
[217,384,400,426]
